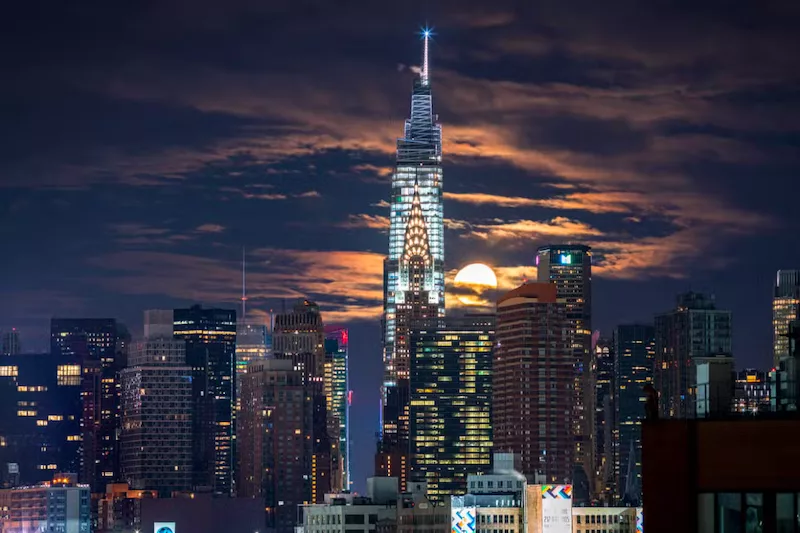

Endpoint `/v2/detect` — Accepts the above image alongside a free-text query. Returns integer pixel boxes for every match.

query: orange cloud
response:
[339,214,390,230]
[467,217,605,240]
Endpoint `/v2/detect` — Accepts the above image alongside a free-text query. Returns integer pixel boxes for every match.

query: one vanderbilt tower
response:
[376,29,445,490]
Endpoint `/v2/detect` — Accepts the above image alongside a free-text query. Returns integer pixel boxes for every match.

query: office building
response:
[0,354,83,484]
[695,355,735,418]
[734,368,770,414]
[273,299,333,502]
[173,306,236,495]
[238,358,312,532]
[396,481,450,533]
[2,329,21,356]
[771,320,800,412]
[643,415,800,533]
[593,336,614,501]
[379,31,445,490]
[654,292,732,418]
[494,283,573,484]
[50,318,123,491]
[409,317,493,500]
[235,318,269,409]
[324,326,350,492]
[614,324,655,506]
[120,313,192,495]
[536,244,594,498]
[773,270,800,367]
[0,473,91,533]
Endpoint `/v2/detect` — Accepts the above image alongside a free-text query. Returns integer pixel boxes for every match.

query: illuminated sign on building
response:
[451,507,476,533]
[541,485,572,533]
[559,254,572,265]
[154,522,176,533]
[636,508,643,533]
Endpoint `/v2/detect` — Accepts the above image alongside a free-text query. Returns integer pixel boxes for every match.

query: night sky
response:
[2,1,800,492]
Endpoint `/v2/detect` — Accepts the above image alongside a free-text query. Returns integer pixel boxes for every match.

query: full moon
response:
[453,263,498,306]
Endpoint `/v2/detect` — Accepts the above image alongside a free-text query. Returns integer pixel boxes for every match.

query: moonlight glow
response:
[453,263,498,306]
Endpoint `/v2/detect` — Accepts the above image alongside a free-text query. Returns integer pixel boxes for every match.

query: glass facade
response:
[409,320,494,500]
[173,306,236,495]
[0,354,83,486]
[774,270,800,367]
[324,326,350,492]
[50,318,123,491]
[614,324,655,505]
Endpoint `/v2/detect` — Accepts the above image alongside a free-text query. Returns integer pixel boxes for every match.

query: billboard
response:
[154,523,176,533]
[636,507,643,532]
[451,507,476,533]
[541,485,572,533]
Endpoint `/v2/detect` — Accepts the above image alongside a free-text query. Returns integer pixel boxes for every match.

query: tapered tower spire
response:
[421,27,431,86]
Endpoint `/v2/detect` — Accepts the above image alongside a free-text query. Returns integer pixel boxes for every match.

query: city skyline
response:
[3,1,800,495]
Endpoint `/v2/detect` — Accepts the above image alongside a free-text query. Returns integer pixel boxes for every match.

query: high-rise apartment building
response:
[238,358,312,532]
[773,270,800,367]
[173,306,236,495]
[593,337,614,501]
[120,313,192,495]
[536,244,593,497]
[494,283,572,484]
[614,324,655,505]
[654,292,732,418]
[409,316,494,500]
[324,326,350,492]
[2,328,21,356]
[50,318,123,491]
[273,299,333,503]
[379,32,445,489]
[0,354,83,485]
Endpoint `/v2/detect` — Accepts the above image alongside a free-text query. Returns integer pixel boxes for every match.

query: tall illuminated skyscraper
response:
[409,316,494,501]
[774,270,800,367]
[536,244,593,499]
[173,306,237,495]
[378,29,445,490]
[324,326,350,492]
[614,324,655,505]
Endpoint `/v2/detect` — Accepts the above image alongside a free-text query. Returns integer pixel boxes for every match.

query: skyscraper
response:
[324,326,350,492]
[238,358,312,532]
[120,315,192,495]
[654,292,732,418]
[773,270,800,367]
[235,318,269,410]
[409,316,494,500]
[50,318,122,491]
[614,324,655,505]
[494,283,572,484]
[273,299,333,503]
[0,354,82,485]
[2,329,21,356]
[536,244,593,497]
[173,306,236,495]
[593,336,614,501]
[378,30,445,489]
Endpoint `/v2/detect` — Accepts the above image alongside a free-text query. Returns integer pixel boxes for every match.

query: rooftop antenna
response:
[241,247,247,319]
